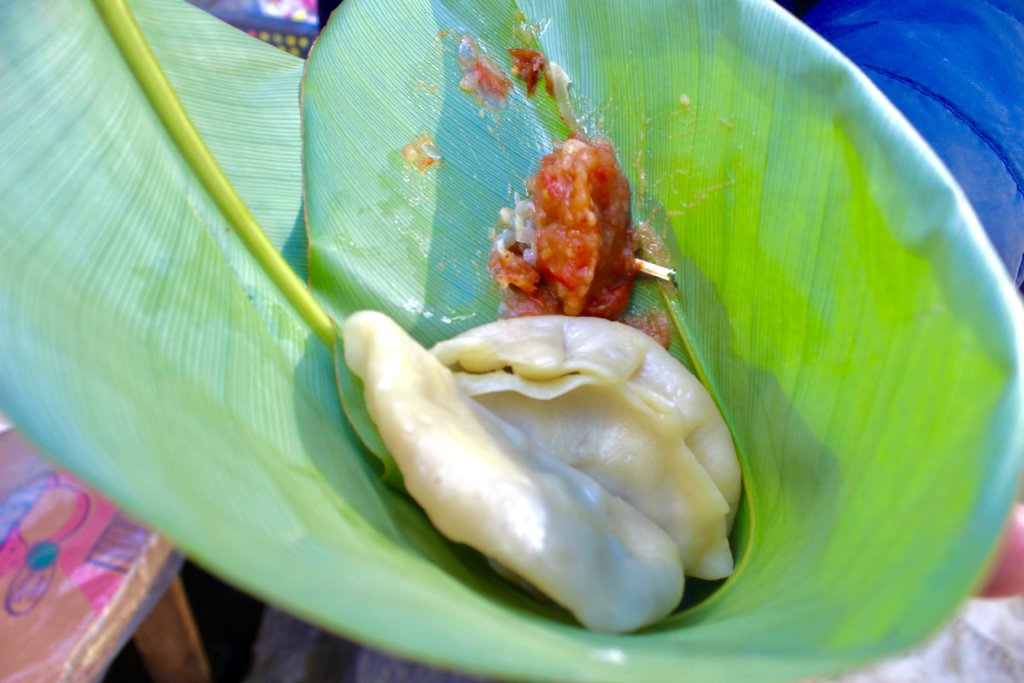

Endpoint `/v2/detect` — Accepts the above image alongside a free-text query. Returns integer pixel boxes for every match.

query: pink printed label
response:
[0,470,148,617]
[0,431,157,683]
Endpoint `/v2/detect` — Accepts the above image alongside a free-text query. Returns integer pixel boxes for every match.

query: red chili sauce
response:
[508,48,552,97]
[489,136,638,319]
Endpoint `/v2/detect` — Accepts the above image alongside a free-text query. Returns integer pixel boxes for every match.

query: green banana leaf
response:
[0,0,1021,682]
[304,0,1024,678]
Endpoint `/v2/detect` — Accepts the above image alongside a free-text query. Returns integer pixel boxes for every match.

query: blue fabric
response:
[803,0,1024,287]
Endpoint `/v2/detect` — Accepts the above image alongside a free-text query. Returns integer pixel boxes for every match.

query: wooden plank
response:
[65,540,181,683]
[133,576,212,683]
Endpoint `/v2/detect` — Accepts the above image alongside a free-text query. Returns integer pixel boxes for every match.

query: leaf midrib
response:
[92,0,334,346]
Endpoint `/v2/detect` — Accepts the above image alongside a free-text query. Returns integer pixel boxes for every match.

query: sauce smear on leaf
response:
[508,48,552,97]
[457,35,512,110]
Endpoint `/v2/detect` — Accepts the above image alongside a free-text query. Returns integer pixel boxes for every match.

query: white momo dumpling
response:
[343,311,684,633]
[431,315,741,580]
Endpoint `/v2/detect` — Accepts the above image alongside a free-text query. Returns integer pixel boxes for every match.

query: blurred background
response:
[186,0,342,57]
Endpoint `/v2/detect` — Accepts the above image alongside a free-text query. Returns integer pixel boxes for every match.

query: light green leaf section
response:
[132,0,310,276]
[304,0,1024,680]
[0,0,373,578]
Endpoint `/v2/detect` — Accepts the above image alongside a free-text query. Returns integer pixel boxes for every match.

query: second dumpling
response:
[431,315,741,580]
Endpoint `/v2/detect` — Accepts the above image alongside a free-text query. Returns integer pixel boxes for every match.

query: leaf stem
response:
[92,0,335,347]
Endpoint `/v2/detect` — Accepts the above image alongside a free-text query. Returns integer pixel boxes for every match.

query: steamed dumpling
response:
[342,311,684,633]
[432,315,741,579]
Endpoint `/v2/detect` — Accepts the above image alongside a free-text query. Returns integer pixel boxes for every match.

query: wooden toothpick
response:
[635,258,676,284]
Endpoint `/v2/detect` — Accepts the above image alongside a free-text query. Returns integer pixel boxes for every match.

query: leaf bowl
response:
[0,0,1021,681]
